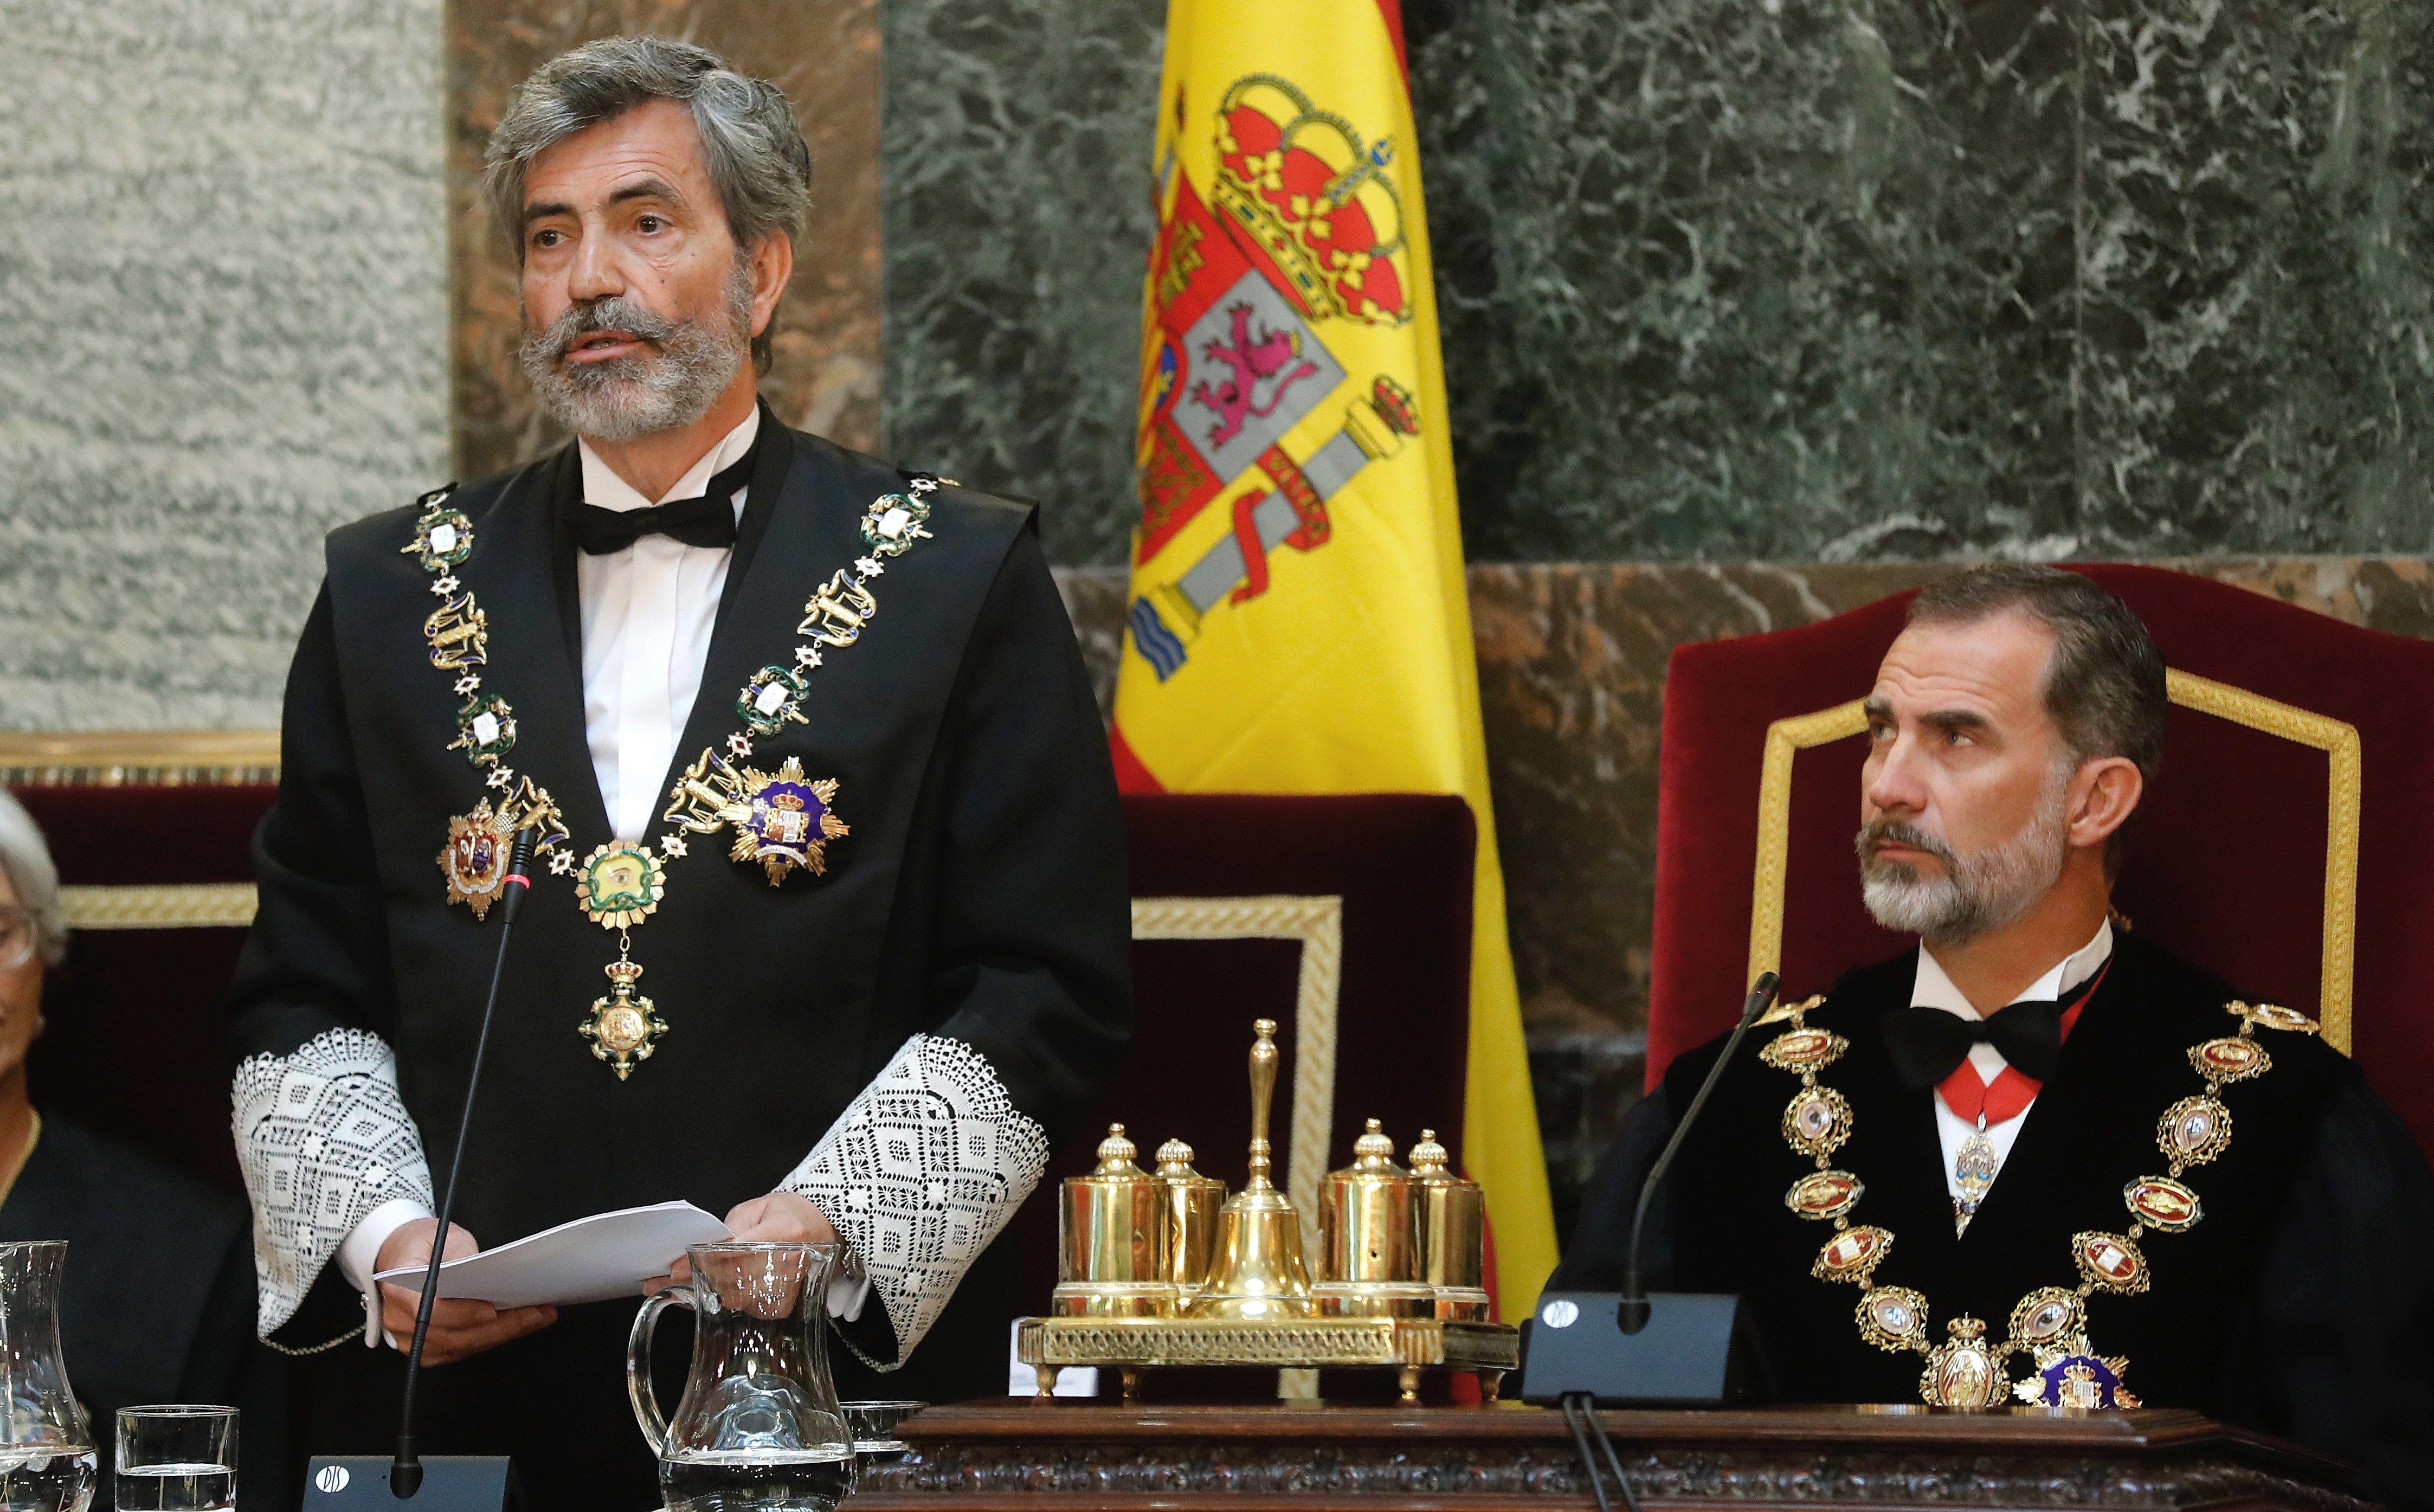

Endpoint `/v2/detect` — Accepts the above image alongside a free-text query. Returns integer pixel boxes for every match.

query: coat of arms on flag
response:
[1129,75,1421,680]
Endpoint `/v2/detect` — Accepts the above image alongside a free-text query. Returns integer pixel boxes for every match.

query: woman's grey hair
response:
[484,36,813,371]
[0,790,65,967]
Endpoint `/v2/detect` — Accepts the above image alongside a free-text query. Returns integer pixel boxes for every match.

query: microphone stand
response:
[393,827,537,1499]
[1616,970,1778,1334]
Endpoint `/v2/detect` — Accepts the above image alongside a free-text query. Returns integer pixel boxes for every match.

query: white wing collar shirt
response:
[1912,917,2113,1205]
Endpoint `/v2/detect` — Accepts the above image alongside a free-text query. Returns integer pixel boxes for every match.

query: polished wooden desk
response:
[853,1402,2377,1511]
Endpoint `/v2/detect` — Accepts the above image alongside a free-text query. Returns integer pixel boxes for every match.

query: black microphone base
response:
[1520,1291,1773,1406]
[305,1456,521,1509]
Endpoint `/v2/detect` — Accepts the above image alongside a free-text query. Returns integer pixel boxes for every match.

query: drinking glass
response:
[113,1407,236,1512]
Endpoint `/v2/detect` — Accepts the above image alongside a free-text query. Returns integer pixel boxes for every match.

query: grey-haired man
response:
[228,37,1129,1504]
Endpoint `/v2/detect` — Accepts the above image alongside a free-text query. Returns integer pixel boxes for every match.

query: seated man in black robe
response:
[1556,565,2434,1506]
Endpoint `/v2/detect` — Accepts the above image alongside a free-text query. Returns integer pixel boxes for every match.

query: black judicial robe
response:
[229,420,1131,1503]
[0,1115,286,1510]
[1554,932,2434,1510]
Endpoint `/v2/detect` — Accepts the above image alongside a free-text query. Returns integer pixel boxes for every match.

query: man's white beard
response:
[519,264,754,442]
[1858,770,2071,949]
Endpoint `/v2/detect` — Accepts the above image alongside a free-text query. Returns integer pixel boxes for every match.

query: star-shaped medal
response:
[722,757,849,886]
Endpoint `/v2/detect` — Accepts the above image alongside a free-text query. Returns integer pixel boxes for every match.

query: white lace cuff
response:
[233,1028,436,1336]
[780,1034,1048,1364]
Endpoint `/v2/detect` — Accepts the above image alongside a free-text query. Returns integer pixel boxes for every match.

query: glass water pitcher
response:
[629,1243,854,1512]
[0,1243,95,1512]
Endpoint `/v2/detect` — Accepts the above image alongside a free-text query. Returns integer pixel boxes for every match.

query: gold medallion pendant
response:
[575,842,666,928]
[581,958,667,1079]
[437,783,565,919]
[437,802,512,919]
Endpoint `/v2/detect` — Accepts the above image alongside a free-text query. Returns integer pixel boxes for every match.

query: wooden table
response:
[853,1402,2376,1511]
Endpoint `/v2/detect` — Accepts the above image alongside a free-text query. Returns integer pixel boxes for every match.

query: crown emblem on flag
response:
[1210,75,1409,326]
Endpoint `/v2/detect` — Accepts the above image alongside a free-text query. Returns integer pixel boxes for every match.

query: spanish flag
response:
[1111,0,1556,1320]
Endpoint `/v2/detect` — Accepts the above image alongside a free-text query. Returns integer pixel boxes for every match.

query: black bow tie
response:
[1881,981,2095,1090]
[567,447,756,556]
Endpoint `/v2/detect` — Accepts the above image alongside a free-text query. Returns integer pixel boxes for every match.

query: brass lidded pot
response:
[1410,1128,1491,1320]
[1185,1020,1316,1318]
[1053,1124,1175,1317]
[1315,1119,1433,1317]
[1155,1138,1226,1298]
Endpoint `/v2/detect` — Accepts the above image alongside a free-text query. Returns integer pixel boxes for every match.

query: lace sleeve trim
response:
[780,1034,1048,1365]
[232,1027,434,1337]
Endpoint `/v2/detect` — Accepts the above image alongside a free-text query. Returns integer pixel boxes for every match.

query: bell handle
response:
[1248,1020,1278,1147]
[628,1284,696,1460]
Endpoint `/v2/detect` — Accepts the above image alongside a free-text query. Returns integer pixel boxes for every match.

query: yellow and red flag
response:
[1111,0,1556,1320]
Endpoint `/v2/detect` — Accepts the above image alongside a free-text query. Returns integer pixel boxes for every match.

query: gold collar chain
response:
[1758,985,2319,1407]
[401,473,940,1079]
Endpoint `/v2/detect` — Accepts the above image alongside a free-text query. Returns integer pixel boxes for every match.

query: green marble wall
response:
[884,0,2434,565]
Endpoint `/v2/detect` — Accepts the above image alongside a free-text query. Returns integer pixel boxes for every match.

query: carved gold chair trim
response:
[1130,895,1344,1242]
[1747,670,2360,1054]
[0,730,280,787]
[59,883,259,931]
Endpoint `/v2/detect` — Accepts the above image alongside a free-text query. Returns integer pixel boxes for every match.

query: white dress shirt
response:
[338,409,870,1336]
[1913,918,2113,1203]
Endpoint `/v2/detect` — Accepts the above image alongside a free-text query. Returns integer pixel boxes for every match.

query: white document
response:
[372,1200,732,1309]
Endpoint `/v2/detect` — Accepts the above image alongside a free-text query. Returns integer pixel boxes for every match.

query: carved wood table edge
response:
[852,1403,2378,1512]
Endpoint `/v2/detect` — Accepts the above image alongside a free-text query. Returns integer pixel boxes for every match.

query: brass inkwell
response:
[1019,1018,1518,1402]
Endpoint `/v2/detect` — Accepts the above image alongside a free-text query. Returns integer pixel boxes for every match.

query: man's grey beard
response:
[519,265,754,443]
[1856,770,2071,948]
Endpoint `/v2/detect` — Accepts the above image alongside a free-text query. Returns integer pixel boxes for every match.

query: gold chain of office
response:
[399,474,940,1078]
[1756,991,2320,1408]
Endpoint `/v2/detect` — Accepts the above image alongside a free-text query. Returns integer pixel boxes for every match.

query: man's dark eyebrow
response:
[520,199,575,229]
[608,177,682,207]
[1918,707,1994,737]
[1864,696,1894,723]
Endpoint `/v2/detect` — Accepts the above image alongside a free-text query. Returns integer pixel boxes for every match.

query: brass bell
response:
[1184,1020,1316,1318]
[1155,1137,1226,1297]
[1316,1119,1433,1317]
[1410,1128,1491,1321]
[1052,1123,1176,1317]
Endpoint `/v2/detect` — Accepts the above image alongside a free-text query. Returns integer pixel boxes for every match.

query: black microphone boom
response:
[1616,970,1777,1334]
[392,826,538,1500]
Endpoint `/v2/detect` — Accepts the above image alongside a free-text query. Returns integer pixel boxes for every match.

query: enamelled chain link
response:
[405,486,570,923]
[1758,989,2318,1408]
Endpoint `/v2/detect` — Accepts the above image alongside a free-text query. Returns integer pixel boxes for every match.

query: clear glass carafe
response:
[0,1243,95,1511]
[629,1243,853,1512]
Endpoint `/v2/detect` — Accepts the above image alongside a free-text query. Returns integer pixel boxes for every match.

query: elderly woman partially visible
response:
[0,791,282,1510]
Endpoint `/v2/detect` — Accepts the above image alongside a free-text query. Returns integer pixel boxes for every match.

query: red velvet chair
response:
[1646,565,2434,1162]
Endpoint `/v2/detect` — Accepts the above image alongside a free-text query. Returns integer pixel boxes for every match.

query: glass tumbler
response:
[113,1407,236,1512]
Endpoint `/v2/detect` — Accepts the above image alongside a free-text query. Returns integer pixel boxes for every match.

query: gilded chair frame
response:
[1746,670,2361,1054]
[0,731,278,931]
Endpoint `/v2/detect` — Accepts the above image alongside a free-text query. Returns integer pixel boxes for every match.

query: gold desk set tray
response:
[1021,1019,1518,1404]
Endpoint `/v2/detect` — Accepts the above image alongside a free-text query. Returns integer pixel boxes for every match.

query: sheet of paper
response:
[373,1200,732,1308]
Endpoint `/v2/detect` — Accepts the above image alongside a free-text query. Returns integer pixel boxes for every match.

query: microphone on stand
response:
[1616,971,1776,1334]
[391,826,537,1500]
[1521,970,1781,1409]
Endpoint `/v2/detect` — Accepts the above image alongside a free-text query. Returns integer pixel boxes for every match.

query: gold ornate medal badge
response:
[1760,992,2317,1408]
[398,475,940,1079]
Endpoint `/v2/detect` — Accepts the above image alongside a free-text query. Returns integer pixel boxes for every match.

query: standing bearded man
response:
[228,37,1130,1504]
[1554,566,2434,1509]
